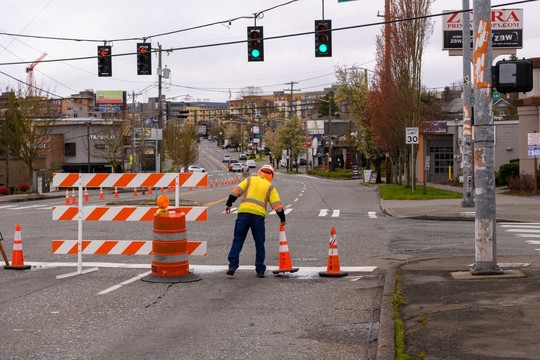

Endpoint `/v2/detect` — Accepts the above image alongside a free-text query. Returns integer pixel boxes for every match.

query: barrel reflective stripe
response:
[152,253,189,263]
[153,232,187,241]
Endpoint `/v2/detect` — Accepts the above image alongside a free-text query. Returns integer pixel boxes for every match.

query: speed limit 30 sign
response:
[406,127,419,144]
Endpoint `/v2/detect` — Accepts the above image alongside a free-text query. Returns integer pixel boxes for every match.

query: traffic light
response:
[247,26,264,62]
[137,43,152,75]
[493,59,533,93]
[315,20,332,57]
[97,46,112,77]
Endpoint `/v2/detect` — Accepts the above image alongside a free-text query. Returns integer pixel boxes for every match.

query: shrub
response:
[0,186,10,195]
[496,162,519,186]
[18,182,30,192]
[507,173,535,193]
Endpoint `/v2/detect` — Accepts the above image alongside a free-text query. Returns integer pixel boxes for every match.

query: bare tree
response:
[5,90,56,191]
[164,122,198,172]
[89,120,129,173]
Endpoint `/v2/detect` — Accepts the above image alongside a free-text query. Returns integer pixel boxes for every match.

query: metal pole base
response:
[142,272,202,283]
[470,265,504,276]
[272,268,299,275]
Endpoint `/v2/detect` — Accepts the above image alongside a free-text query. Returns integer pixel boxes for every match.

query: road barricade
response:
[51,172,208,278]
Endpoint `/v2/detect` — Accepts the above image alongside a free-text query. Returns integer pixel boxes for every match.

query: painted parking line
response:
[98,271,151,295]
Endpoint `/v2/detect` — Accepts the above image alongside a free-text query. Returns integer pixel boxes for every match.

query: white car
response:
[183,165,206,173]
[245,160,256,168]
[222,155,231,163]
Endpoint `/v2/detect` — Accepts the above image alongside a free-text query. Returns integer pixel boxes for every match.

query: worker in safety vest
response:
[224,164,286,278]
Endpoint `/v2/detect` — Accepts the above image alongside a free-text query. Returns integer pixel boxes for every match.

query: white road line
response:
[319,209,328,217]
[506,229,540,233]
[27,262,377,280]
[7,204,49,210]
[284,208,293,215]
[331,210,340,217]
[516,234,540,238]
[526,240,540,244]
[0,205,18,209]
[368,211,377,219]
[294,198,299,202]
[501,224,540,228]
[98,271,151,295]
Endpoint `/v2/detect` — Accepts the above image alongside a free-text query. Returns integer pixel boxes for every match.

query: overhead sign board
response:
[442,9,523,50]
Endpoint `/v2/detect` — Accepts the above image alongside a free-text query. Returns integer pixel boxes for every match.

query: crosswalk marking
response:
[318,209,328,217]
[368,211,377,219]
[500,222,540,252]
[331,209,340,217]
[2,204,51,211]
[0,205,18,209]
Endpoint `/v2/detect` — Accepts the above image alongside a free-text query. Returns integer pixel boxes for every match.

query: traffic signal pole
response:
[157,43,163,173]
[471,0,502,275]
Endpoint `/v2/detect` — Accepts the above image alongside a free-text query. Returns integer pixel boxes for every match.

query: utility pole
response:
[462,0,474,208]
[471,0,501,275]
[285,81,299,119]
[157,43,163,173]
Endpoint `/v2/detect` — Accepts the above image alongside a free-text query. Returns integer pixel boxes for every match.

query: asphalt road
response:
[1,141,536,359]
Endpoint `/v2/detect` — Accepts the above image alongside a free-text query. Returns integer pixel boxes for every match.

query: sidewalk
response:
[378,184,540,360]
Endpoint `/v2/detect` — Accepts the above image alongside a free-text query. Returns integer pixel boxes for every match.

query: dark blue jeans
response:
[227,212,266,274]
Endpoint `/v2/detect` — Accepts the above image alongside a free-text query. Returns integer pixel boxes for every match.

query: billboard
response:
[96,90,126,105]
[442,9,523,50]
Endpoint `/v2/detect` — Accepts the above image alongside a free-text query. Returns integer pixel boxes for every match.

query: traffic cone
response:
[160,187,164,194]
[319,227,348,277]
[84,188,89,202]
[65,189,70,205]
[148,187,153,195]
[272,225,299,275]
[71,188,76,204]
[114,187,119,198]
[133,187,138,196]
[99,187,104,200]
[4,224,31,270]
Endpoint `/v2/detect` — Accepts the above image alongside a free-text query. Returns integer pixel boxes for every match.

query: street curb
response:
[377,263,397,360]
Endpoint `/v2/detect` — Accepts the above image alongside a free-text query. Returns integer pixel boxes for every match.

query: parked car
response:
[222,155,231,162]
[245,159,256,168]
[279,159,287,168]
[239,154,247,161]
[221,144,232,149]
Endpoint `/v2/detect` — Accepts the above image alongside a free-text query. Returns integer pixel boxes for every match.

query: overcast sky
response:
[0,0,538,104]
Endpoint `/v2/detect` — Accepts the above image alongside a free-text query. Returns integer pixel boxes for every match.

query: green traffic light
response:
[251,49,260,58]
[319,44,328,53]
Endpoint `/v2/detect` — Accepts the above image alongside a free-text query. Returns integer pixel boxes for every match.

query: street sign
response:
[406,127,419,144]
[492,92,500,101]
[527,133,540,146]
[527,146,540,158]
[425,156,431,170]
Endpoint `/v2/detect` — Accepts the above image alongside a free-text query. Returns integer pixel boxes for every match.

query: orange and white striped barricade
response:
[51,172,208,278]
[52,240,206,256]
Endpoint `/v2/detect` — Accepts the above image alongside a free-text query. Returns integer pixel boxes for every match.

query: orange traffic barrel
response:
[142,196,201,283]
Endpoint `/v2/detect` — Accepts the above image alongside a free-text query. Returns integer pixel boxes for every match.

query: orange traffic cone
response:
[99,187,104,200]
[65,189,70,205]
[71,188,76,204]
[4,224,31,270]
[272,225,299,274]
[148,187,153,195]
[133,187,138,196]
[84,188,89,202]
[319,227,348,277]
[160,187,164,194]
[114,187,119,198]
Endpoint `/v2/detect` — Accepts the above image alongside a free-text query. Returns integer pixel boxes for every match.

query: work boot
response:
[256,272,265,278]
[226,269,235,276]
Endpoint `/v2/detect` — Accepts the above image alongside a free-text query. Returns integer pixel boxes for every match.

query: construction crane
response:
[26,52,47,96]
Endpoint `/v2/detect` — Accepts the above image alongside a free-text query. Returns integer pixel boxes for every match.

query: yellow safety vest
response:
[231,175,283,217]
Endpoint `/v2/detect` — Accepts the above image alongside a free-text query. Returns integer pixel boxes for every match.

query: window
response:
[65,143,76,157]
